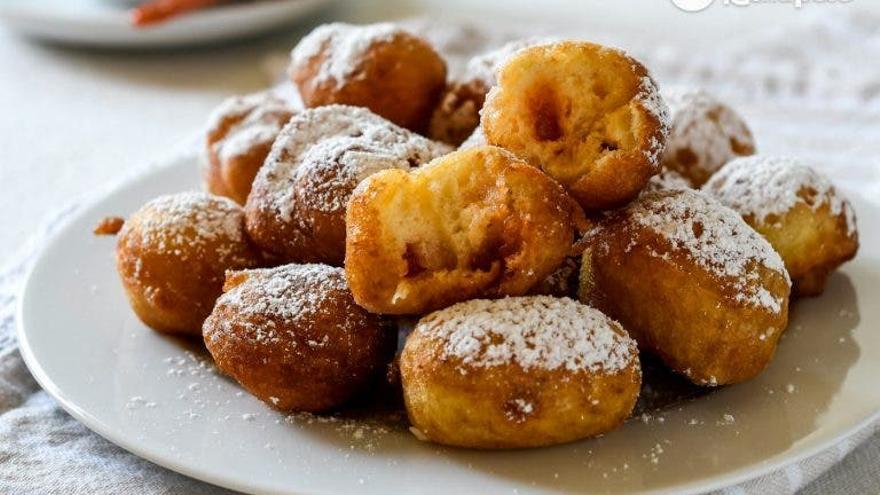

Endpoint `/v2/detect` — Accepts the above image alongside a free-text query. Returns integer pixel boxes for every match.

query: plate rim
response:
[0,0,332,47]
[14,154,880,495]
[0,0,325,24]
[13,154,319,495]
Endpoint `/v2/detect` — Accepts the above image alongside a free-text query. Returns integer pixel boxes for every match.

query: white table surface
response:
[1,1,878,493]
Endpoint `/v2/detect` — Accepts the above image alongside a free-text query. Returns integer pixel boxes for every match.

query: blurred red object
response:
[131,0,227,27]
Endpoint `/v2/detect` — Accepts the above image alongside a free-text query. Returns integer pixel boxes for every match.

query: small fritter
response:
[204,92,294,205]
[289,22,447,133]
[579,189,791,386]
[401,296,641,449]
[703,156,858,296]
[661,87,756,187]
[345,145,586,315]
[245,105,450,266]
[203,264,396,412]
[482,41,670,210]
[427,81,486,146]
[116,192,262,336]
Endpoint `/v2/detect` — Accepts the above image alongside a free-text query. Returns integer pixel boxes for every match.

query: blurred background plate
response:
[0,0,333,48]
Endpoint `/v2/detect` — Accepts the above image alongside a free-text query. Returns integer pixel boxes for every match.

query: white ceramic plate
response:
[17,149,880,494]
[0,0,330,48]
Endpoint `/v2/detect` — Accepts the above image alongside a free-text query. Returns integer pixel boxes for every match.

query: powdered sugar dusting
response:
[209,93,292,164]
[125,191,248,261]
[205,264,358,347]
[661,87,755,183]
[415,296,638,373]
[702,155,857,236]
[636,74,671,167]
[219,264,345,322]
[645,168,692,193]
[294,137,425,215]
[254,105,449,223]
[616,189,789,312]
[290,22,401,90]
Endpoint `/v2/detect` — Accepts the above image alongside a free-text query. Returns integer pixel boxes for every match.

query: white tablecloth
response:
[1,2,879,493]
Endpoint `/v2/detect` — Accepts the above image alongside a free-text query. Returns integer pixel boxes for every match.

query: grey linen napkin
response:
[0,186,241,495]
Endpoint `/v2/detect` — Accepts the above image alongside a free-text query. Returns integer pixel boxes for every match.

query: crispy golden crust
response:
[116,192,262,336]
[403,358,640,449]
[203,264,396,412]
[290,24,447,133]
[579,190,791,386]
[749,204,857,297]
[702,157,858,297]
[345,145,587,315]
[662,88,756,187]
[427,80,487,146]
[481,41,670,210]
[744,204,859,297]
[400,297,640,449]
[204,93,294,205]
[244,106,450,266]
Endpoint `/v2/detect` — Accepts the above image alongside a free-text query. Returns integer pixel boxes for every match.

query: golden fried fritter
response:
[289,22,447,133]
[204,92,294,205]
[345,145,586,315]
[579,189,791,386]
[703,156,858,296]
[203,264,396,412]
[401,296,640,449]
[482,41,670,210]
[116,192,262,336]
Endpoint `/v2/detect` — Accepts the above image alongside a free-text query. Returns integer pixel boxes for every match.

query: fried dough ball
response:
[346,145,586,315]
[703,156,858,297]
[203,93,295,205]
[203,264,396,412]
[116,192,262,336]
[482,41,670,211]
[661,88,756,187]
[245,105,450,266]
[289,22,447,133]
[400,296,641,449]
[579,189,791,386]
